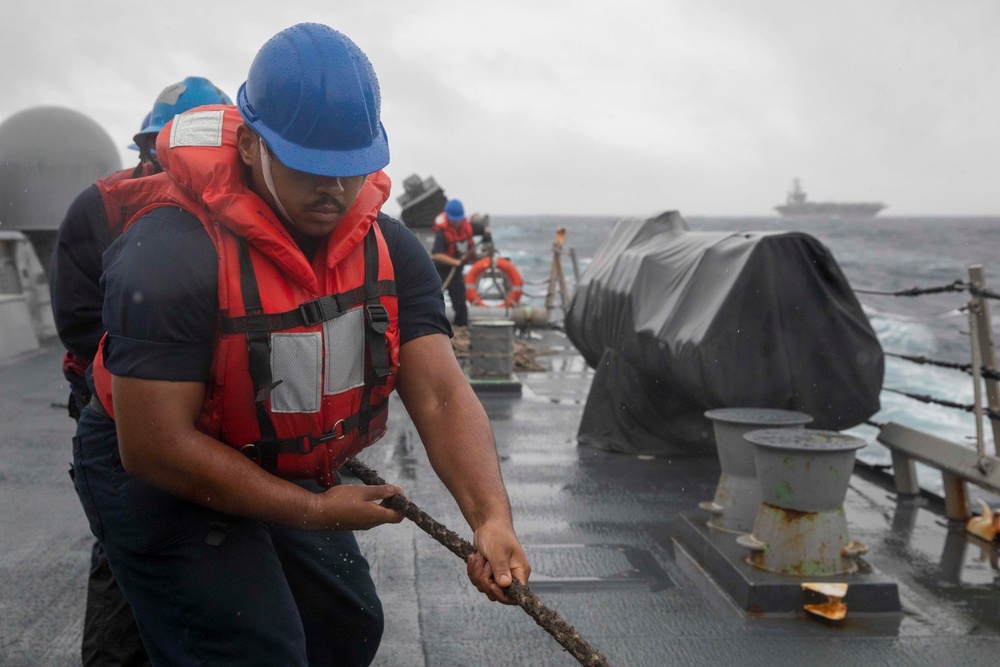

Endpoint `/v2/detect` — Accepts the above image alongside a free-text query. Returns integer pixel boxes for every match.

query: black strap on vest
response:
[236,237,281,471]
[221,280,396,334]
[362,228,393,385]
[356,226,393,438]
[232,227,395,471]
[239,400,389,464]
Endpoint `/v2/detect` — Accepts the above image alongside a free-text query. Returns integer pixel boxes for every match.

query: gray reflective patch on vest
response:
[169,110,224,148]
[324,307,364,395]
[270,332,322,413]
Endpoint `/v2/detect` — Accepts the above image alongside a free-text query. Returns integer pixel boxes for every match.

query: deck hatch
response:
[525,543,672,592]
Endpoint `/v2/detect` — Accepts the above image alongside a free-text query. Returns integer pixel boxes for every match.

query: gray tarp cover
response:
[566,212,883,454]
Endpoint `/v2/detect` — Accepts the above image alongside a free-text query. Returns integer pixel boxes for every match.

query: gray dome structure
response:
[0,106,121,232]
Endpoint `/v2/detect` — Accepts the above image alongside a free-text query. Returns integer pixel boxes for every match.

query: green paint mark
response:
[772,480,793,504]
[829,465,840,479]
[783,455,796,468]
[798,560,826,576]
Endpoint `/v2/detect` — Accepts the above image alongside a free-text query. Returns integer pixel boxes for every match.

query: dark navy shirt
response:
[99,207,448,384]
[50,183,117,364]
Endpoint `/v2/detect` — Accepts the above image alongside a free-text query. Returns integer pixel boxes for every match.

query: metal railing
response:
[872,265,1000,520]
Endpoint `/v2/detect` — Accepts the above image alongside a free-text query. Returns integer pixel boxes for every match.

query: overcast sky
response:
[2,0,998,217]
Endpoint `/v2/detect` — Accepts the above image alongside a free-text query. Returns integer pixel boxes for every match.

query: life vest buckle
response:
[298,299,326,326]
[318,419,347,442]
[296,434,314,454]
[365,303,390,334]
[299,294,345,327]
[307,420,348,451]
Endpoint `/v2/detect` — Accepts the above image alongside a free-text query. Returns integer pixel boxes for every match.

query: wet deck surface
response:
[3,337,1000,666]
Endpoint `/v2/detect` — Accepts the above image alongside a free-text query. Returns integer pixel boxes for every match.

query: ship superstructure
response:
[776,178,886,219]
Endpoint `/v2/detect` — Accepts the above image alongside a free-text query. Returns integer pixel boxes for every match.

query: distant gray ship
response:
[775,178,886,219]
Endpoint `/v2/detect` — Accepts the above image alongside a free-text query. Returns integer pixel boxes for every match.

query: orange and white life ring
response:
[465,257,523,307]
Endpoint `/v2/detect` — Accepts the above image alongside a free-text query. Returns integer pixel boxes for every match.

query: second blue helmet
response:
[445,199,465,222]
[136,76,232,142]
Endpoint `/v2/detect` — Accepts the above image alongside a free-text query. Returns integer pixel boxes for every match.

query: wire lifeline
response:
[970,285,1000,301]
[884,351,1000,382]
[854,280,1000,301]
[343,457,613,667]
[882,387,1000,423]
[853,280,970,297]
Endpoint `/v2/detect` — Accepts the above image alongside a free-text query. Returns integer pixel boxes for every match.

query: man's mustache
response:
[306,196,346,213]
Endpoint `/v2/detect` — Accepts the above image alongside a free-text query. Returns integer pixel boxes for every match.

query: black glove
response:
[481,231,492,243]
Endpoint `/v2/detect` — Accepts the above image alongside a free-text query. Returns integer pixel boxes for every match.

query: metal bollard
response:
[700,408,813,534]
[737,429,868,576]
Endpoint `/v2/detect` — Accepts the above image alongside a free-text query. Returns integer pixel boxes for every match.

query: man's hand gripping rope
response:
[344,457,612,667]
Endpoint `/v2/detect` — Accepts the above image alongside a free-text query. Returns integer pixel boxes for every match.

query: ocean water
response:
[485,213,1000,494]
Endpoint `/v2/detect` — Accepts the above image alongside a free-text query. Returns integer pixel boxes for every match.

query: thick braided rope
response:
[344,458,611,667]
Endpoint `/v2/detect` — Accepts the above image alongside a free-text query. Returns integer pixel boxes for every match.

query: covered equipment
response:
[566,211,883,454]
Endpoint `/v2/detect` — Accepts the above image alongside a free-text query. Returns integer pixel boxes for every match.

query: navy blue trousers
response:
[82,540,150,666]
[438,265,469,327]
[72,407,384,666]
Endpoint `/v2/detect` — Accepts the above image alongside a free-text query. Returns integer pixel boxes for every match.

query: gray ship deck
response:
[3,336,999,666]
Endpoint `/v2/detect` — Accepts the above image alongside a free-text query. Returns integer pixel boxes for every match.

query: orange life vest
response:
[92,105,400,487]
[433,212,474,258]
[96,161,159,235]
[61,162,160,380]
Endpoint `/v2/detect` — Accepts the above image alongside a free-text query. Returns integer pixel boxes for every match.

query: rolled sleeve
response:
[379,214,451,343]
[102,336,215,382]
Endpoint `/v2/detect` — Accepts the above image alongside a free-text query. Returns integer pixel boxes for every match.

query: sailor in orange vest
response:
[52,78,230,424]
[72,24,529,665]
[49,76,232,667]
[430,199,491,326]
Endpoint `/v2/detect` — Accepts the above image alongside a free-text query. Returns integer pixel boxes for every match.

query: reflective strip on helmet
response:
[169,110,225,148]
[158,81,187,105]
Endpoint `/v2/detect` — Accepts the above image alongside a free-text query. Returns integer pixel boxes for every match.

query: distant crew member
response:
[431,198,491,327]
[49,76,232,667]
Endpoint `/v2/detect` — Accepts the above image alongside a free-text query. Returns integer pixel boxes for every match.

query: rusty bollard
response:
[700,408,813,534]
[736,429,868,576]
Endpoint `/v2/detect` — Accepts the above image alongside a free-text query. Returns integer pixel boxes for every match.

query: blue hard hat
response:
[134,77,232,142]
[237,23,390,178]
[445,199,465,222]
